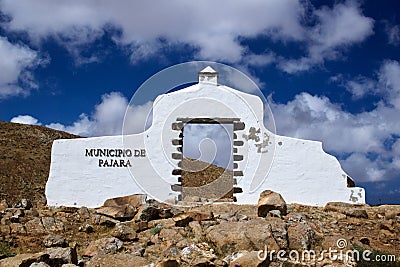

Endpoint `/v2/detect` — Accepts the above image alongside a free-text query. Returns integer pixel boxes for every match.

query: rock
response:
[324,202,368,219]
[96,194,147,220]
[96,205,137,220]
[206,219,280,255]
[10,223,26,235]
[287,221,315,250]
[83,237,123,257]
[0,199,9,211]
[58,206,78,213]
[86,254,149,267]
[173,213,193,227]
[268,209,281,218]
[15,199,32,210]
[229,250,270,267]
[1,208,24,224]
[25,218,46,234]
[158,228,184,244]
[135,203,162,222]
[148,218,176,229]
[103,194,147,208]
[46,247,78,265]
[0,252,49,267]
[30,263,50,267]
[257,190,287,217]
[41,217,65,232]
[270,219,288,249]
[92,214,119,226]
[77,206,91,219]
[156,258,180,267]
[43,234,67,247]
[380,220,394,232]
[78,224,93,233]
[111,222,137,241]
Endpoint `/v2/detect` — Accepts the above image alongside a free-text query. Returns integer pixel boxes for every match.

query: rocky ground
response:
[0,193,399,267]
[0,122,399,266]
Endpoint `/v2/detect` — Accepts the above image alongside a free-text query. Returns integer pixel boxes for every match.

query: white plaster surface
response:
[45,69,365,208]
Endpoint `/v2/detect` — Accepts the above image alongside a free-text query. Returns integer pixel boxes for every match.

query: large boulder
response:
[103,194,147,208]
[257,190,287,217]
[96,194,147,220]
[205,219,280,255]
[0,252,48,267]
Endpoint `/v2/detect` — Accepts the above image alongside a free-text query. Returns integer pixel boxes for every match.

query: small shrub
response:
[150,224,163,235]
[0,241,15,258]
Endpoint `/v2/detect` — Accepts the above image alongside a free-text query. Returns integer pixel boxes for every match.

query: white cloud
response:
[385,23,400,46]
[183,124,233,169]
[0,36,44,99]
[378,60,400,108]
[10,92,146,137]
[10,115,41,125]
[278,1,374,73]
[332,74,378,99]
[0,0,307,64]
[270,59,400,182]
[0,1,375,72]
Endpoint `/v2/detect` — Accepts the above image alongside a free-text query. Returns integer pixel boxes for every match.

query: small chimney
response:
[198,66,218,85]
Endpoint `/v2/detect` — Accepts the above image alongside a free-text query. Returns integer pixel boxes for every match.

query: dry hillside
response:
[0,121,79,206]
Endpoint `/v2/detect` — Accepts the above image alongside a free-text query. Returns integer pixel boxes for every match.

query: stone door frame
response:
[171,117,245,201]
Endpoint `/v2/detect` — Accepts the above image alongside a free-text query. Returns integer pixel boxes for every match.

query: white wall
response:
[46,81,365,207]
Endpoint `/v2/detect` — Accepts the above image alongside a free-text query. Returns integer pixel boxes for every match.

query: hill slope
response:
[0,121,79,206]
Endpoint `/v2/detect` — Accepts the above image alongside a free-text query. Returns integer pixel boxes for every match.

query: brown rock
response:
[156,258,180,267]
[324,202,368,219]
[148,218,176,229]
[103,194,147,207]
[46,247,78,265]
[10,223,26,235]
[92,214,119,226]
[134,204,162,222]
[257,190,287,217]
[206,219,279,255]
[96,205,137,220]
[270,219,288,249]
[43,234,67,247]
[0,252,49,267]
[25,217,46,234]
[287,221,315,250]
[86,254,149,267]
[111,222,137,241]
[380,220,394,232]
[229,250,270,267]
[41,216,65,232]
[83,237,123,257]
[0,199,9,211]
[30,263,50,267]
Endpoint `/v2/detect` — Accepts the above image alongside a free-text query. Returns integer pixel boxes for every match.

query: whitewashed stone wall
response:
[46,69,365,207]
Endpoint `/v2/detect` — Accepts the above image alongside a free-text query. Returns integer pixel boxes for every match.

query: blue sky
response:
[1,0,399,204]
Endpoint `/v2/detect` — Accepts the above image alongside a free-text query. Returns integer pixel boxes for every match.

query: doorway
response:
[182,122,234,201]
